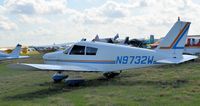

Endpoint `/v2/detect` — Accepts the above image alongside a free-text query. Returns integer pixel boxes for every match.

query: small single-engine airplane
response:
[0,44,29,61]
[21,18,197,82]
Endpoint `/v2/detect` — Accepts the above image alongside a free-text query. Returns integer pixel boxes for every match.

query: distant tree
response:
[5,49,12,54]
[22,47,28,54]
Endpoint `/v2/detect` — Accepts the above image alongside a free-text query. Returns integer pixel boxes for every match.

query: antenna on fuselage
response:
[178,16,180,21]
[81,38,86,41]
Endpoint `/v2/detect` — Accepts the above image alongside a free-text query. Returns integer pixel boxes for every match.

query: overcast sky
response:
[0,0,200,47]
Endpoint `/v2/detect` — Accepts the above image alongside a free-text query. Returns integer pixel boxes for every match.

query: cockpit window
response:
[86,47,98,55]
[70,45,85,55]
[63,47,71,54]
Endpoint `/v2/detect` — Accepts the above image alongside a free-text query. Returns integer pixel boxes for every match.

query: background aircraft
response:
[0,44,29,61]
[92,34,119,43]
[91,34,154,48]
[21,19,197,82]
[29,43,73,54]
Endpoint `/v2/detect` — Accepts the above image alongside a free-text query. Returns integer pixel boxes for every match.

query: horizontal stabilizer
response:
[18,56,29,59]
[156,55,198,64]
[20,63,98,72]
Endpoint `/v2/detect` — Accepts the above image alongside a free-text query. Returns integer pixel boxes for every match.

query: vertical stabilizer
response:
[9,44,22,57]
[156,18,190,58]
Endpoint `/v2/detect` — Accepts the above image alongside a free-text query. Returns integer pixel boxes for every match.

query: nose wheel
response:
[52,71,68,83]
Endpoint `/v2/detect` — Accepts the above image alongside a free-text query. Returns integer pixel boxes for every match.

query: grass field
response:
[0,54,200,106]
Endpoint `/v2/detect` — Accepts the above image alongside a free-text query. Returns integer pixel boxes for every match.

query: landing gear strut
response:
[103,71,122,79]
[52,71,68,83]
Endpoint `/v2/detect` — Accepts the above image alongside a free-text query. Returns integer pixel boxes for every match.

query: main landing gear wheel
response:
[103,71,122,79]
[52,71,68,83]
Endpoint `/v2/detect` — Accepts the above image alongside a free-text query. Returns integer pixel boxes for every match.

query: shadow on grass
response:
[85,77,188,89]
[3,82,76,101]
[3,76,188,101]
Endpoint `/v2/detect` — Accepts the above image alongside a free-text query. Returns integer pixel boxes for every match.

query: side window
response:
[70,45,85,55]
[86,47,98,55]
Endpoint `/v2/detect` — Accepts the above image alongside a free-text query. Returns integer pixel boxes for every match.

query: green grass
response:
[0,54,199,106]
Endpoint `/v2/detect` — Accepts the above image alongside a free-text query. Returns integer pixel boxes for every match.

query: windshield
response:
[63,46,72,54]
[70,45,85,55]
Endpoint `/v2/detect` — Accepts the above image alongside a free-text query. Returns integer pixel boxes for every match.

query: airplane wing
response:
[156,55,198,64]
[18,56,29,59]
[3,56,29,59]
[20,63,98,72]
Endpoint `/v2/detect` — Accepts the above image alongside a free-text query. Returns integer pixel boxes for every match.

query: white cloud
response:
[18,15,50,24]
[24,27,52,36]
[0,16,17,30]
[99,1,130,18]
[4,0,69,15]
[69,1,131,25]
[0,5,6,13]
[66,0,200,39]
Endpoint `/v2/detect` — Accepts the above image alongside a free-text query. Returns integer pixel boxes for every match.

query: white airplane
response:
[0,44,29,61]
[21,19,197,82]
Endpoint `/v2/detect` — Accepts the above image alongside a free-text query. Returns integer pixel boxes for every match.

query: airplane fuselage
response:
[43,41,165,72]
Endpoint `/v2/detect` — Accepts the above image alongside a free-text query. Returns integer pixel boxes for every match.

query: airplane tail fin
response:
[93,34,100,41]
[156,18,191,59]
[114,34,119,40]
[123,37,129,44]
[9,44,22,58]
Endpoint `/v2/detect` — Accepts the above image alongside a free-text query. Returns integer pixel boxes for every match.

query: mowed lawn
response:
[0,54,199,106]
